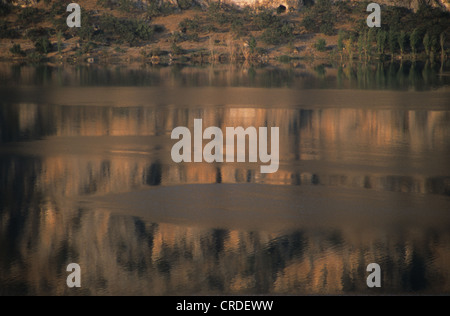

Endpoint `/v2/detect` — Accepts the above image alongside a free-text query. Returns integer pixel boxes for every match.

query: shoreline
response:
[1,2,448,67]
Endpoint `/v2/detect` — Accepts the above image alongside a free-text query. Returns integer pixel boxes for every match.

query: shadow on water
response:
[0,61,449,90]
[0,62,449,295]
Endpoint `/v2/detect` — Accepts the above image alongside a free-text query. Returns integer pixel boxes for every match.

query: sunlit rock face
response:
[4,0,449,11]
[355,0,450,12]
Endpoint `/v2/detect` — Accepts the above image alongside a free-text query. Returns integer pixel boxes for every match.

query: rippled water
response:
[0,62,449,295]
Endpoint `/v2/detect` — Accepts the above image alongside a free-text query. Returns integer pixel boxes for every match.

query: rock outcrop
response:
[355,0,450,12]
[3,0,450,11]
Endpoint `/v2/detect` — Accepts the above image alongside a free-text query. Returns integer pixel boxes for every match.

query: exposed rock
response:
[3,0,449,11]
[353,0,450,12]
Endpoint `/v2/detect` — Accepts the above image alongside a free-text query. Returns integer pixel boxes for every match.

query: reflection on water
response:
[0,64,449,295]
[0,60,449,90]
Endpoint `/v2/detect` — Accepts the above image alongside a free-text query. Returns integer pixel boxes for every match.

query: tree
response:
[388,29,397,60]
[57,31,63,55]
[34,36,52,54]
[300,0,335,35]
[366,28,376,59]
[10,44,25,56]
[410,28,420,59]
[315,38,327,52]
[344,38,353,60]
[423,33,431,57]
[337,30,345,60]
[248,36,257,54]
[440,32,446,60]
[171,42,184,55]
[398,31,407,58]
[430,34,438,60]
[357,32,365,59]
[376,30,386,56]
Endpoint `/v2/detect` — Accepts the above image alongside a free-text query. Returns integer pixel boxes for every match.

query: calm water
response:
[0,62,449,295]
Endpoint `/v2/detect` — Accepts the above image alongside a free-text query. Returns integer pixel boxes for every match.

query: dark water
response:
[0,62,449,295]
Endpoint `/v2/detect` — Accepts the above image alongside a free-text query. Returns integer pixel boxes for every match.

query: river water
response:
[0,62,449,295]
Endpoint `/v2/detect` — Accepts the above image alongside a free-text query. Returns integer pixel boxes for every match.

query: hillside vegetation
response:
[0,0,449,64]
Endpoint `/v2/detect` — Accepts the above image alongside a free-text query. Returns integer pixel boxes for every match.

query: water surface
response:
[0,62,449,295]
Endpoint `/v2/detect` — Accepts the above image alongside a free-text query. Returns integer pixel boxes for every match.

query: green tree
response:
[10,44,25,56]
[388,29,397,59]
[440,32,446,60]
[423,33,431,57]
[337,30,344,54]
[366,28,376,59]
[57,31,63,55]
[410,28,420,58]
[430,34,438,60]
[248,36,257,54]
[300,0,334,35]
[171,42,184,55]
[0,1,11,16]
[344,38,353,60]
[398,31,407,57]
[357,32,365,59]
[315,38,327,52]
[34,36,52,54]
[376,30,386,56]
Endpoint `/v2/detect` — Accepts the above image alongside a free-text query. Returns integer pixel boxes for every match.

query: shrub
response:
[315,38,327,52]
[118,0,134,12]
[248,36,257,54]
[260,21,294,45]
[260,28,281,45]
[77,11,95,41]
[151,47,165,57]
[301,0,335,35]
[319,22,334,36]
[0,20,19,39]
[98,14,155,46]
[34,37,52,54]
[26,27,50,42]
[50,1,67,16]
[171,43,184,55]
[254,9,280,30]
[97,0,115,9]
[170,31,184,43]
[301,15,315,33]
[179,17,200,33]
[26,51,44,62]
[18,7,41,24]
[231,19,247,37]
[0,2,11,16]
[10,44,25,56]
[278,55,291,63]
[177,0,194,10]
[145,1,175,18]
[186,33,199,42]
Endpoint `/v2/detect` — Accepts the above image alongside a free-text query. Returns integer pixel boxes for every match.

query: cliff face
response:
[359,0,450,12]
[5,0,450,11]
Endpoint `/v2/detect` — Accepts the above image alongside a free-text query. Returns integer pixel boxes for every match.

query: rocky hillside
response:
[1,0,448,64]
[362,0,450,12]
[4,0,450,11]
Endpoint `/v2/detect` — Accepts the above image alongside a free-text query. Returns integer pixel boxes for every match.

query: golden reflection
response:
[7,104,444,197]
[1,77,449,295]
